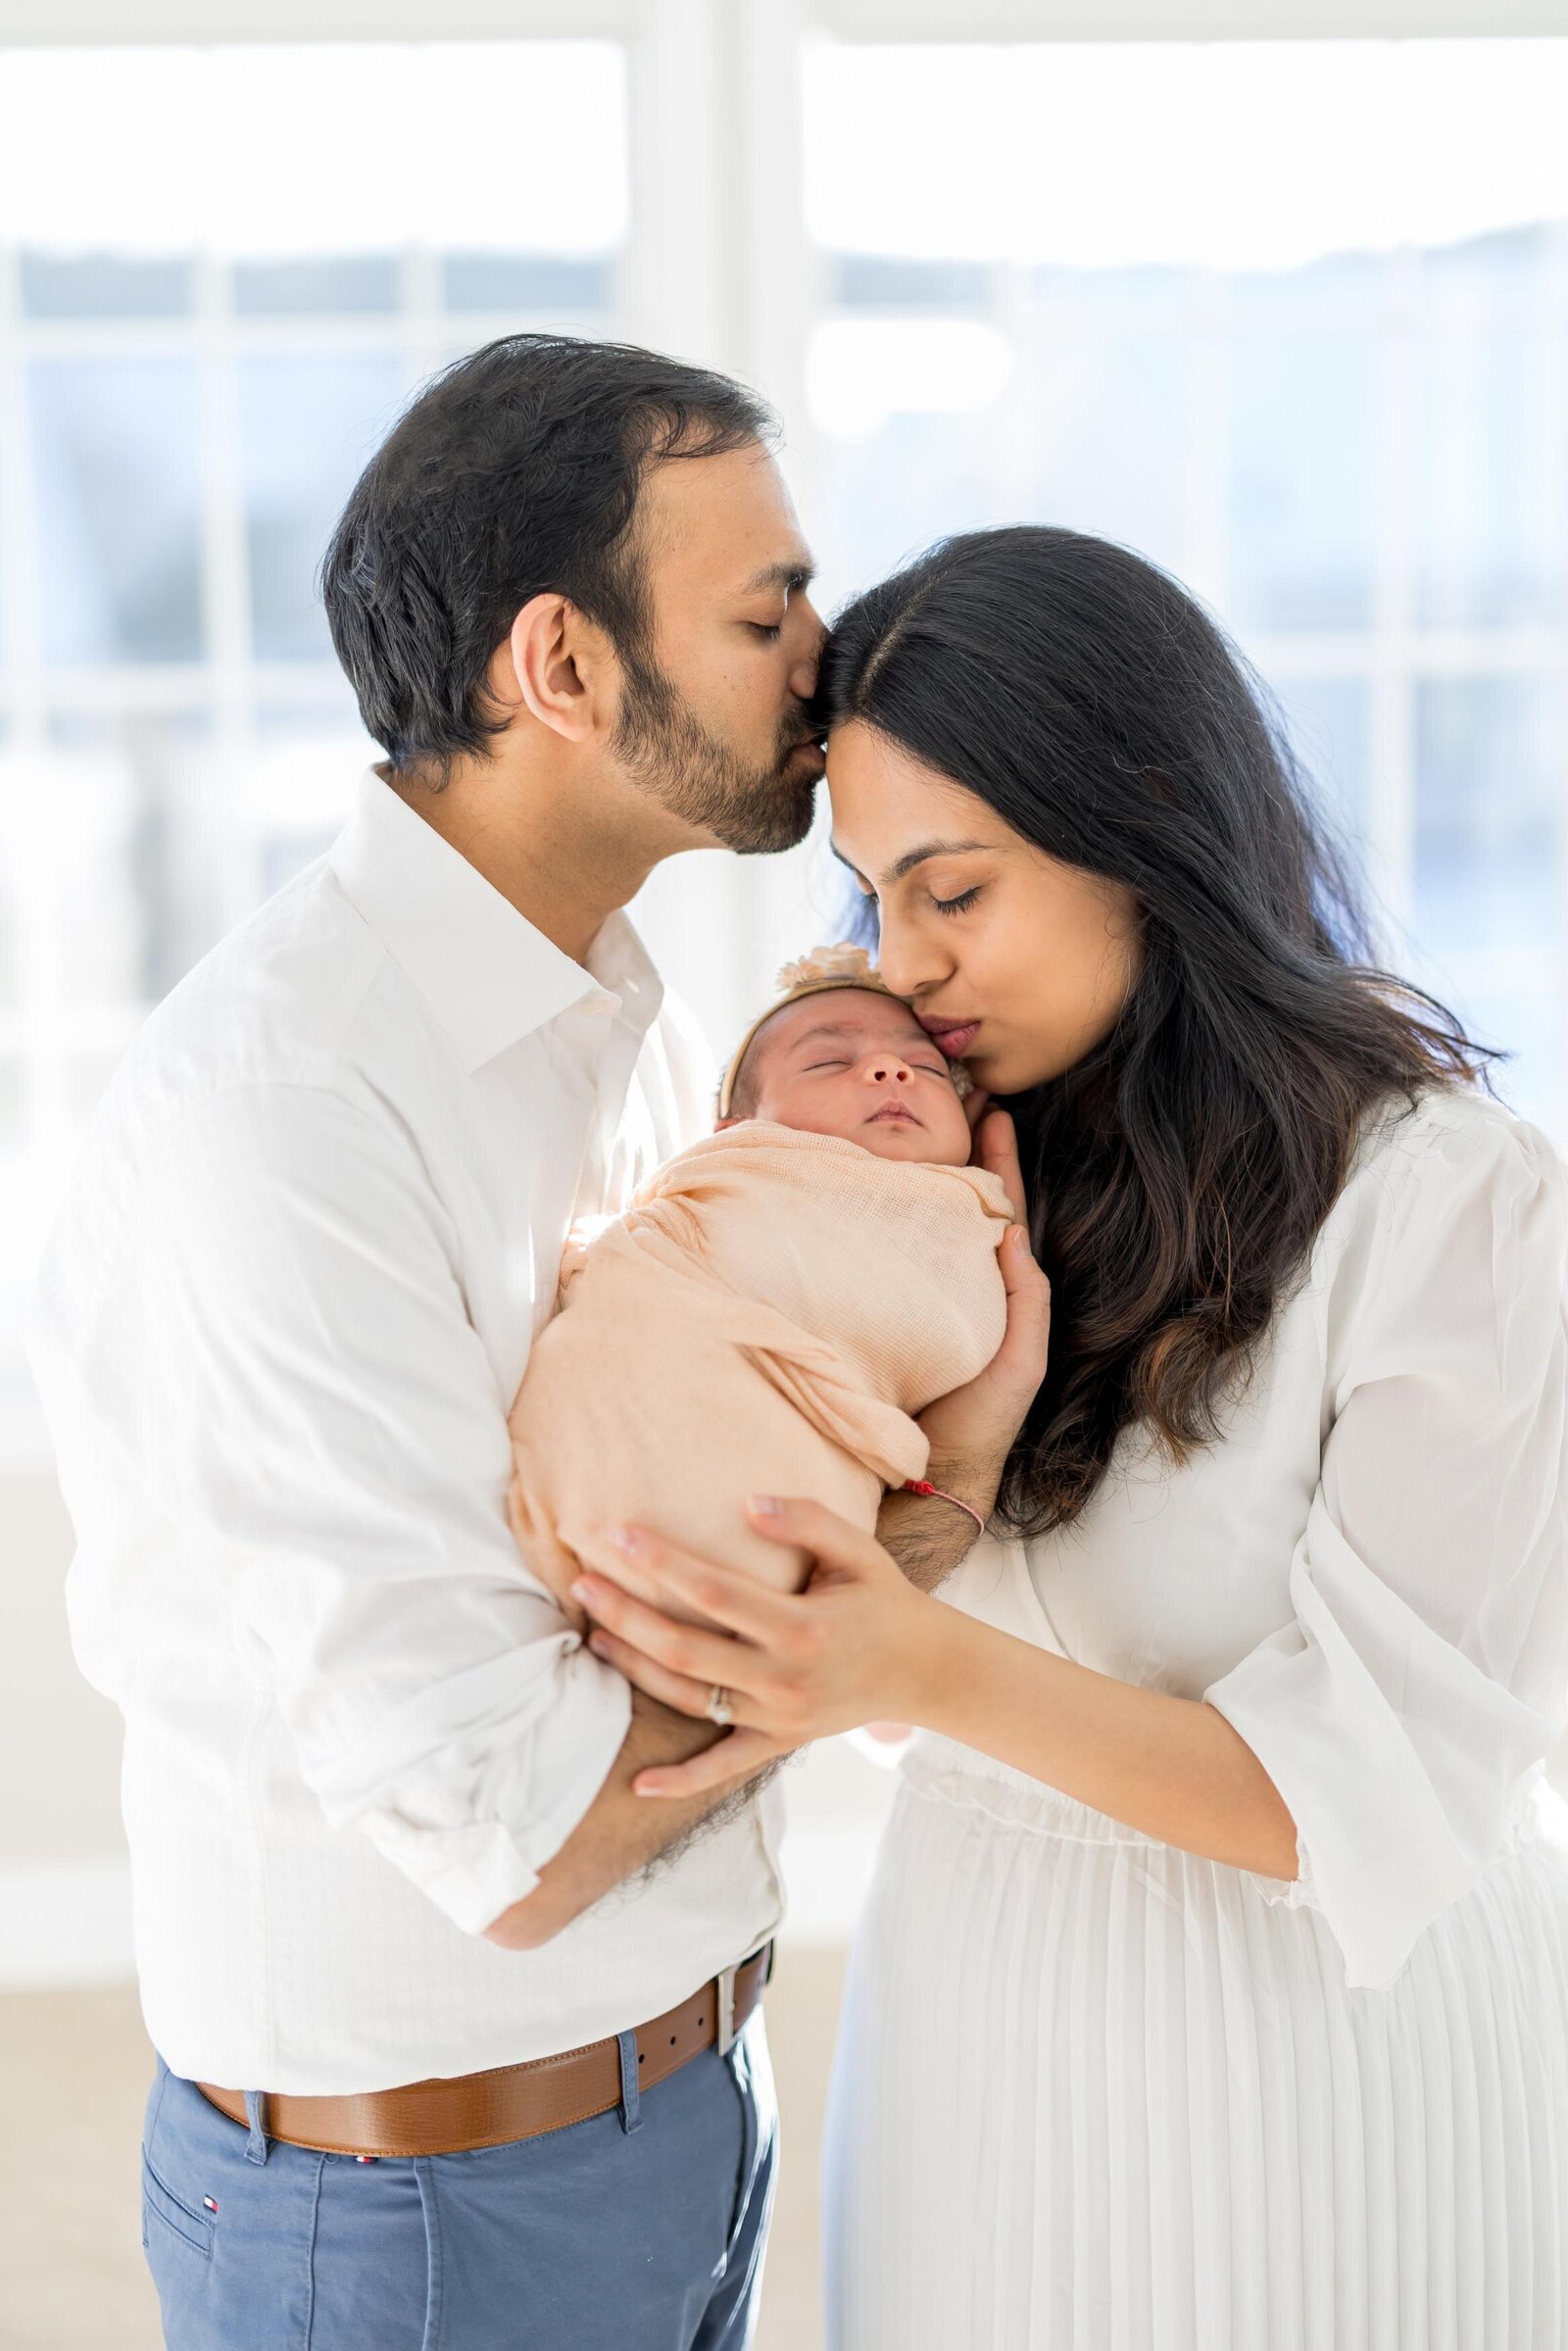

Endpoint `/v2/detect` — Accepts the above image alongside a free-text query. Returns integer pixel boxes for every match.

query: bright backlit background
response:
[3,5,1567,2341]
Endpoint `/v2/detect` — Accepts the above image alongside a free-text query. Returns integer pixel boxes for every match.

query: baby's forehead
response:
[758,987,930,1064]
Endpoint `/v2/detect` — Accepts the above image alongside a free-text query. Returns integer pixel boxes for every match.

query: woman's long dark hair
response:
[818,526,1499,1539]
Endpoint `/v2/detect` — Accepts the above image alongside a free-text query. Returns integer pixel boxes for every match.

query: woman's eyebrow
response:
[828,837,992,887]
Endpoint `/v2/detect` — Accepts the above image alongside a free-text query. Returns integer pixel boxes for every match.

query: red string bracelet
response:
[901,1479,986,1539]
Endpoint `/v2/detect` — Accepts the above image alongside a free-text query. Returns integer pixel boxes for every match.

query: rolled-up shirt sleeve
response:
[1203,1104,1568,1991]
[108,1079,632,1936]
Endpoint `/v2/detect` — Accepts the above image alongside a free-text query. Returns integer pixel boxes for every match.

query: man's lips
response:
[917,1016,981,1057]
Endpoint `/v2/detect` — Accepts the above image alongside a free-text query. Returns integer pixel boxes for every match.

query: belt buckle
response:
[714,1961,740,2056]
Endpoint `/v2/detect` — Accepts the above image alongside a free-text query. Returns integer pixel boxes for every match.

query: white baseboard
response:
[0,1858,135,1989]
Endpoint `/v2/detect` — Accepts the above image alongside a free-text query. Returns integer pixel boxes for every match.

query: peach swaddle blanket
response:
[507,1121,1012,1628]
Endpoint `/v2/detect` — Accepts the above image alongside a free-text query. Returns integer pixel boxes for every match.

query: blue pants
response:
[139,2018,777,2349]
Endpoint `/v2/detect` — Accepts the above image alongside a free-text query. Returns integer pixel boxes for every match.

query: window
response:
[803,36,1568,1137]
[4,17,1567,1458]
[0,38,626,1450]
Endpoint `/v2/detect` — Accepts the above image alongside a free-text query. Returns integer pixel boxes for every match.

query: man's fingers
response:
[632,1730,779,1799]
[962,1085,993,1138]
[994,1227,1053,1382]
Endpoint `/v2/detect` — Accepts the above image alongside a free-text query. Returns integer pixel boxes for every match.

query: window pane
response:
[234,255,400,316]
[43,710,220,1006]
[1227,334,1377,632]
[1414,331,1564,628]
[246,701,374,897]
[1270,675,1373,845]
[29,357,205,664]
[1414,677,1558,955]
[1456,987,1561,1133]
[238,353,405,662]
[825,255,994,312]
[20,250,192,318]
[1018,328,1189,574]
[440,253,615,316]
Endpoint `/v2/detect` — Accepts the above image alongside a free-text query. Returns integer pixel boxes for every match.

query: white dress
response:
[823,1085,1568,2350]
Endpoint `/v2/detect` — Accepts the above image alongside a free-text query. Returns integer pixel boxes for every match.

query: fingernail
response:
[587,1633,610,1658]
[612,1526,642,1555]
[747,1494,782,1517]
[570,1578,597,1604]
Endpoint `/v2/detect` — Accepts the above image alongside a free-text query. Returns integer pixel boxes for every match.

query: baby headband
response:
[716,942,973,1118]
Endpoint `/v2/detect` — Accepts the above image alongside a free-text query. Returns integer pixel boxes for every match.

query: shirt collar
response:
[328,768,662,1071]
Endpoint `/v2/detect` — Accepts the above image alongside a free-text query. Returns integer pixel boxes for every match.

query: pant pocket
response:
[142,2148,215,2261]
[721,2013,778,2256]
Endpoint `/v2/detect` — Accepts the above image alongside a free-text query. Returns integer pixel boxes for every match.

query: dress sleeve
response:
[1202,1101,1568,1990]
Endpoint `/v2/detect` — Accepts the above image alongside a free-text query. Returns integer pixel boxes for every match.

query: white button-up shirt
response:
[27,768,785,2095]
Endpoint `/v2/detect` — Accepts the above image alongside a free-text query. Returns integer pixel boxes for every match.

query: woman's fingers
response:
[741,1494,892,1585]
[569,1568,764,1693]
[570,1523,800,1645]
[583,1625,735,1722]
[972,1103,1029,1223]
[632,1729,786,1800]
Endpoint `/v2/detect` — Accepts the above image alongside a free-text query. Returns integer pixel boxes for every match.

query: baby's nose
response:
[864,1056,912,1084]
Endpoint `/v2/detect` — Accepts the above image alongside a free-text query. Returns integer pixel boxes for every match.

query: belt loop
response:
[616,2031,643,2135]
[715,1962,740,2057]
[242,2089,270,2166]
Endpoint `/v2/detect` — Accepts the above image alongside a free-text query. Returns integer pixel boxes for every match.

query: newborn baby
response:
[506,947,1012,1629]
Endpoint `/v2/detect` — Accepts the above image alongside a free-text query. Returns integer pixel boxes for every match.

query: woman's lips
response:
[918,1017,980,1057]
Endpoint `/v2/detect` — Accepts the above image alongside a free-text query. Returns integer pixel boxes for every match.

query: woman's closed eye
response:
[931,886,982,917]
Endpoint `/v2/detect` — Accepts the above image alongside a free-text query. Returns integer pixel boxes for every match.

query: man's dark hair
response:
[320,334,777,784]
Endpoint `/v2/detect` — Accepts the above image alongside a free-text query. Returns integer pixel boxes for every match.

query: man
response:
[27,335,1020,2347]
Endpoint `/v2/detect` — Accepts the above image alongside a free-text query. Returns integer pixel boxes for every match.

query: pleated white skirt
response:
[822,1742,1568,2351]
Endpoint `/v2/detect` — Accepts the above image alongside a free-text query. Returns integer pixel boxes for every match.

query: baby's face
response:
[727,988,973,1165]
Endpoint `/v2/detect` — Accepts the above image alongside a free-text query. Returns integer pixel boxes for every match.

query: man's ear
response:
[495,592,615,745]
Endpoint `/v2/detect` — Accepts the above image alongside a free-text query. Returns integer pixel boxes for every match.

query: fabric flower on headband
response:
[717,941,974,1117]
[773,942,885,995]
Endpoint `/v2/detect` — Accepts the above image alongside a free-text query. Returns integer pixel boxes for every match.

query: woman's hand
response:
[568,1497,942,1801]
[917,1096,1052,1509]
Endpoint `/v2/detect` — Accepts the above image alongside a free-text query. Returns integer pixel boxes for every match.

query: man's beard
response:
[612,644,818,856]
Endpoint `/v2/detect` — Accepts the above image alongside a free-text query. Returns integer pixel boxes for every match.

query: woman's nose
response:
[874,918,948,1004]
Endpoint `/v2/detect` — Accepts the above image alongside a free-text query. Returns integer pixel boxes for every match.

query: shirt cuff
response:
[355,1641,633,1936]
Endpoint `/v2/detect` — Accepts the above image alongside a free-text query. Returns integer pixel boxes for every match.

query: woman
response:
[571,528,1568,2347]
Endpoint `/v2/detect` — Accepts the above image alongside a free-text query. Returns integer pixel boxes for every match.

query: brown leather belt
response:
[196,1942,773,2158]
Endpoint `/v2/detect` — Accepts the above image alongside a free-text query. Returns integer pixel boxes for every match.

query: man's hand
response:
[482,1686,745,1949]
